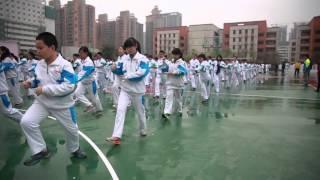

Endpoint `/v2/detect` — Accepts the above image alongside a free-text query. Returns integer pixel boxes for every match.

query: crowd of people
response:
[3,32,315,167]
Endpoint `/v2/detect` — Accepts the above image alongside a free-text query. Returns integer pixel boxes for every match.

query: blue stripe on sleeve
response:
[0,95,11,108]
[78,66,94,82]
[177,64,188,76]
[57,69,78,84]
[128,61,150,82]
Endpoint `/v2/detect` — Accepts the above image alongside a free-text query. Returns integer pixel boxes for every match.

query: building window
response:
[233,38,235,42]
[180,36,184,40]
[239,30,242,34]
[233,45,235,50]
[239,45,242,49]
[173,34,175,38]
[168,40,171,44]
[160,34,162,38]
[173,40,175,44]
[245,29,248,34]
[180,43,184,47]
[252,29,254,34]
[169,34,171,38]
[239,38,242,42]
[233,30,236,34]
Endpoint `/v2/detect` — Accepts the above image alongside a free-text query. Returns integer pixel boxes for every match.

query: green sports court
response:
[1,74,320,180]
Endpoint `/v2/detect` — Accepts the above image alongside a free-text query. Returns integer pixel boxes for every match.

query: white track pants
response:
[97,72,107,91]
[20,101,79,155]
[0,93,23,123]
[164,88,183,114]
[155,74,166,98]
[7,78,23,105]
[200,79,211,100]
[112,90,146,138]
[212,74,220,93]
[75,81,103,111]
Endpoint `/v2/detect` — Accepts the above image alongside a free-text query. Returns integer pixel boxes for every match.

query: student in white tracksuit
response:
[26,52,38,97]
[211,56,221,93]
[149,57,158,97]
[0,46,23,105]
[72,54,82,74]
[94,52,108,92]
[18,58,28,81]
[155,50,168,99]
[111,47,125,108]
[0,61,23,123]
[20,32,86,166]
[162,48,187,119]
[107,37,149,145]
[75,46,103,115]
[197,54,211,102]
[219,60,226,82]
[189,57,200,90]
[144,56,151,87]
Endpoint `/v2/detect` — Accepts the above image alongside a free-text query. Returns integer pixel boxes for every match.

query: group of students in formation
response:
[0,32,270,166]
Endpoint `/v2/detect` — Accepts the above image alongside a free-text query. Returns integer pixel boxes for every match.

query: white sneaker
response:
[140,130,147,137]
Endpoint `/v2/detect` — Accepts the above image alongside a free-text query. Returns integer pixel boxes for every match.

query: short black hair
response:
[198,53,206,59]
[96,52,103,56]
[79,46,92,59]
[0,46,11,61]
[159,50,165,54]
[216,55,223,61]
[28,50,36,59]
[10,53,18,61]
[171,48,183,59]
[36,32,58,50]
[123,37,141,53]
[73,53,79,57]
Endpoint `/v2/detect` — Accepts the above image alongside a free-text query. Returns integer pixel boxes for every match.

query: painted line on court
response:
[18,109,119,180]
[78,131,119,180]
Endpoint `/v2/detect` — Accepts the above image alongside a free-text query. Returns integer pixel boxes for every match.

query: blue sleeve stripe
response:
[57,69,78,84]
[112,63,125,75]
[159,63,169,72]
[177,65,187,76]
[128,61,150,82]
[2,63,16,71]
[0,64,4,73]
[31,79,40,88]
[18,61,27,66]
[28,64,37,72]
[78,66,94,82]
[92,81,97,95]
[0,94,11,108]
[69,106,77,124]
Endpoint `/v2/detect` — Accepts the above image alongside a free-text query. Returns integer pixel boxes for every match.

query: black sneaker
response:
[24,150,51,166]
[162,113,170,119]
[72,148,87,159]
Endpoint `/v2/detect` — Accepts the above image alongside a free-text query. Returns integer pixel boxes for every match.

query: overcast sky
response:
[57,0,320,29]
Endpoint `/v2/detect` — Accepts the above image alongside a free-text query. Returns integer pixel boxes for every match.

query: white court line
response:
[18,109,119,180]
[78,131,119,180]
